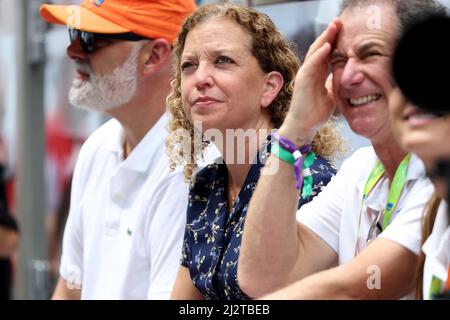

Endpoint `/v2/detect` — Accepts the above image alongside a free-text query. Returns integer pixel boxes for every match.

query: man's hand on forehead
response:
[305,18,343,62]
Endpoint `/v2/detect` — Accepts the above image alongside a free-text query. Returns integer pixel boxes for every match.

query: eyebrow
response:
[356,42,383,55]
[330,50,346,61]
[181,48,247,63]
[181,49,228,60]
[180,53,195,61]
[331,42,385,60]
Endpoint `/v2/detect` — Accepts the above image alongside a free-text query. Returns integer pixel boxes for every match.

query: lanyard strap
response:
[383,153,412,229]
[363,161,385,199]
[363,153,412,230]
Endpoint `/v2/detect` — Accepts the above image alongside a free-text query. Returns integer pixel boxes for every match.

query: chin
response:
[191,116,223,132]
[348,124,376,140]
[401,133,440,158]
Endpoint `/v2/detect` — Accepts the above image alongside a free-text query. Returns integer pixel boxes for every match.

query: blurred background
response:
[0,0,449,299]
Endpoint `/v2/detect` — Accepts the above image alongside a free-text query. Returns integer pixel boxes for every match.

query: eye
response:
[363,51,382,59]
[330,57,347,69]
[216,56,234,65]
[94,38,112,49]
[181,61,196,71]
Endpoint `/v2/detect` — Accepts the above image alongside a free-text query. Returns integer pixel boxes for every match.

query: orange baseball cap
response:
[40,0,197,43]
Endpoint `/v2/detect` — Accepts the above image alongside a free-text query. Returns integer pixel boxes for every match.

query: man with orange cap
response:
[40,0,198,299]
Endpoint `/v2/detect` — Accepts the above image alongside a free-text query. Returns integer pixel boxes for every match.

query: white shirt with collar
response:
[121,142,220,299]
[423,201,450,300]
[60,113,189,299]
[297,147,434,278]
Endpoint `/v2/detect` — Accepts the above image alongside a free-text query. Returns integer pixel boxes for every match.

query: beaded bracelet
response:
[271,132,315,198]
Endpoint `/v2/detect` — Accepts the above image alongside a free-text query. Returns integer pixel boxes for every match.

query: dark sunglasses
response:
[68,29,148,53]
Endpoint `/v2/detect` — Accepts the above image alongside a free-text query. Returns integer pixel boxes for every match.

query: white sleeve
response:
[145,171,189,299]
[296,156,355,253]
[58,145,87,288]
[379,177,434,255]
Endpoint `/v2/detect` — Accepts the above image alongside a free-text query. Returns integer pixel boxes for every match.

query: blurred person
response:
[0,137,18,300]
[389,87,450,299]
[39,0,197,299]
[48,173,73,280]
[45,109,83,280]
[167,4,344,300]
[238,0,444,299]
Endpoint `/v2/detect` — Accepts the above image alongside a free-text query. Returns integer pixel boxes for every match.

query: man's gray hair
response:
[339,0,447,36]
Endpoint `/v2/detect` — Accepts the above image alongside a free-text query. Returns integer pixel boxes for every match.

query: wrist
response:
[278,125,314,148]
[270,139,315,197]
[278,116,316,147]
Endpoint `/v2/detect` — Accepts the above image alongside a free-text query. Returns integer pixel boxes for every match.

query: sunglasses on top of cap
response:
[69,29,149,54]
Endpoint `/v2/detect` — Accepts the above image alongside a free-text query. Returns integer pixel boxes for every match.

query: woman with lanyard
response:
[390,86,450,300]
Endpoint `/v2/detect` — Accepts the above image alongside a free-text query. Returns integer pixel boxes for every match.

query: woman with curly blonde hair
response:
[168,4,343,300]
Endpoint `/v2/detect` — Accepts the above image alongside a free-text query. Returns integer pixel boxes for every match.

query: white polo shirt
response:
[423,201,450,299]
[60,113,189,299]
[121,142,220,299]
[297,147,434,264]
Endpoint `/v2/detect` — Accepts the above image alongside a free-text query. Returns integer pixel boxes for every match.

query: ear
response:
[141,39,172,77]
[261,71,284,108]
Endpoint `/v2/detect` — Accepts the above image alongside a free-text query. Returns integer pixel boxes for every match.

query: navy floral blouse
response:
[181,140,337,300]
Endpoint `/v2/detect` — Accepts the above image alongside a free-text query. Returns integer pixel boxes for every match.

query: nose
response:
[194,62,214,90]
[67,38,88,61]
[339,57,364,88]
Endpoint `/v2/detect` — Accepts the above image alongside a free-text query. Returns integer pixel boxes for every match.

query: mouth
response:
[403,106,442,122]
[74,62,91,81]
[75,69,90,81]
[192,96,221,107]
[347,94,382,107]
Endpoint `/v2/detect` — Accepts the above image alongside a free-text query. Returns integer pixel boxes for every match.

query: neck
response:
[108,79,169,153]
[372,140,408,182]
[227,164,251,198]
[119,104,163,152]
[222,120,272,198]
[224,143,257,196]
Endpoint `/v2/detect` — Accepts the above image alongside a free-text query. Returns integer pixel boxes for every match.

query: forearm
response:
[239,155,301,297]
[52,277,81,300]
[260,265,370,300]
[239,21,340,295]
[261,238,417,300]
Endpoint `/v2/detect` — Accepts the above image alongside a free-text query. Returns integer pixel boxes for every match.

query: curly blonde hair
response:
[167,4,344,181]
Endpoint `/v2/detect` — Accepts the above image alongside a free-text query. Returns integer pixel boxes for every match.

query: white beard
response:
[69,42,144,112]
